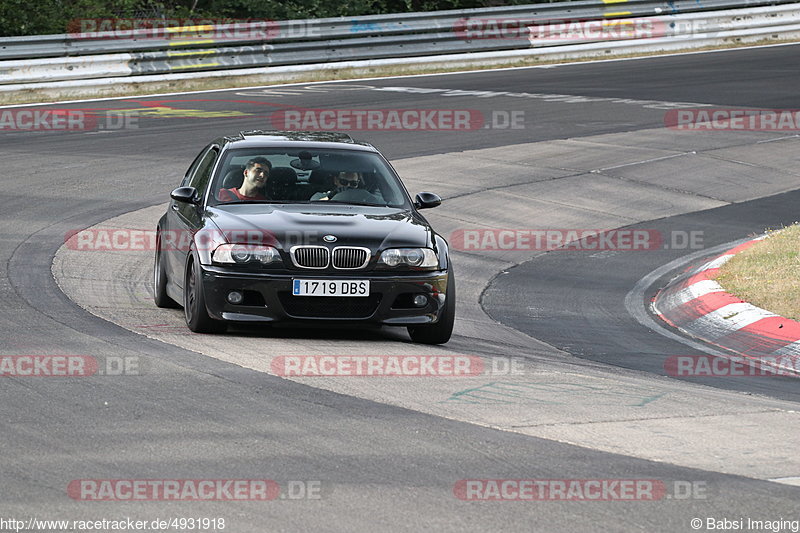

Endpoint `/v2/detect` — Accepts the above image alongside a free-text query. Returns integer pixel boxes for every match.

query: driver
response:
[310,171,362,201]
[218,157,272,202]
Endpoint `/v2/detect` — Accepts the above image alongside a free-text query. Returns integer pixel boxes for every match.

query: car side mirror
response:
[171,186,200,205]
[414,192,442,209]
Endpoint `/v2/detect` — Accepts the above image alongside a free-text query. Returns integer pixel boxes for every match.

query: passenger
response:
[218,157,272,202]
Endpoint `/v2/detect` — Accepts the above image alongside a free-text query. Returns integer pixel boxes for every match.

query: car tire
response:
[153,242,179,308]
[184,257,227,333]
[407,271,455,344]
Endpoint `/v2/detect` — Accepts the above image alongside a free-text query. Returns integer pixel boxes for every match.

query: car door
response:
[164,145,220,289]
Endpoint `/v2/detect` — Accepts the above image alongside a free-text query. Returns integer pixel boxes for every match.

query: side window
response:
[188,148,219,198]
[180,147,210,187]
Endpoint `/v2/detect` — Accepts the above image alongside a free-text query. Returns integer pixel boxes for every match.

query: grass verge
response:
[715,224,800,320]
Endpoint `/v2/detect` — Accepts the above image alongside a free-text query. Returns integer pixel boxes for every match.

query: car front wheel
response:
[407,271,455,344]
[184,257,227,333]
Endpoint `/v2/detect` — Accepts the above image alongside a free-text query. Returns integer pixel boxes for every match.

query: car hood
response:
[206,204,433,250]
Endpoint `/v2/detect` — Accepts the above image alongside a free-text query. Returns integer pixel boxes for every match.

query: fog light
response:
[413,294,428,307]
[227,291,244,304]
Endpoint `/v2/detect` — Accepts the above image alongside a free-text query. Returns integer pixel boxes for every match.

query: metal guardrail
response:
[1,0,799,85]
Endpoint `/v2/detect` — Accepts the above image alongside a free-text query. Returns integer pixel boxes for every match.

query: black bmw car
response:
[154,131,455,344]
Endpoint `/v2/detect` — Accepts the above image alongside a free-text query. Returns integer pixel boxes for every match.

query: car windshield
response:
[209,148,410,208]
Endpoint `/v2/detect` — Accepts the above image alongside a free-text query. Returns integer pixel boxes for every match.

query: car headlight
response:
[377,248,438,269]
[212,244,282,266]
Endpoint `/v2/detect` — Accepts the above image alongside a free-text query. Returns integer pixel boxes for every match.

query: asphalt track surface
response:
[2,44,800,531]
[485,190,800,402]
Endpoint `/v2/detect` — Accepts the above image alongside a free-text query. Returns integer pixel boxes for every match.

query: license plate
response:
[292,279,370,297]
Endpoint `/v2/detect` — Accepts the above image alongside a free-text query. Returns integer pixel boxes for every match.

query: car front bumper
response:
[198,265,451,326]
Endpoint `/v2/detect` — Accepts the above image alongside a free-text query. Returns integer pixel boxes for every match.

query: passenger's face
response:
[244,164,269,186]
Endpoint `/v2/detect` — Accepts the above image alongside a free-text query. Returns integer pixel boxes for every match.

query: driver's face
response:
[336,173,360,188]
[244,164,269,186]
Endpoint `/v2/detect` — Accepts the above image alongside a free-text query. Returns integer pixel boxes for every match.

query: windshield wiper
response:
[215,200,295,206]
[317,200,390,207]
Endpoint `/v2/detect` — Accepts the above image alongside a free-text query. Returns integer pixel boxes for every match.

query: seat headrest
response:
[221,167,244,190]
[309,169,335,187]
[269,166,297,185]
[266,167,297,200]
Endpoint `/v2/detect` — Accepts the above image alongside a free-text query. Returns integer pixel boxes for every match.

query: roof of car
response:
[220,131,377,152]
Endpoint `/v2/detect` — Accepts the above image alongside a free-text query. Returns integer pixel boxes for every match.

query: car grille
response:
[290,246,371,269]
[279,293,382,319]
[332,247,370,269]
[291,246,329,269]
